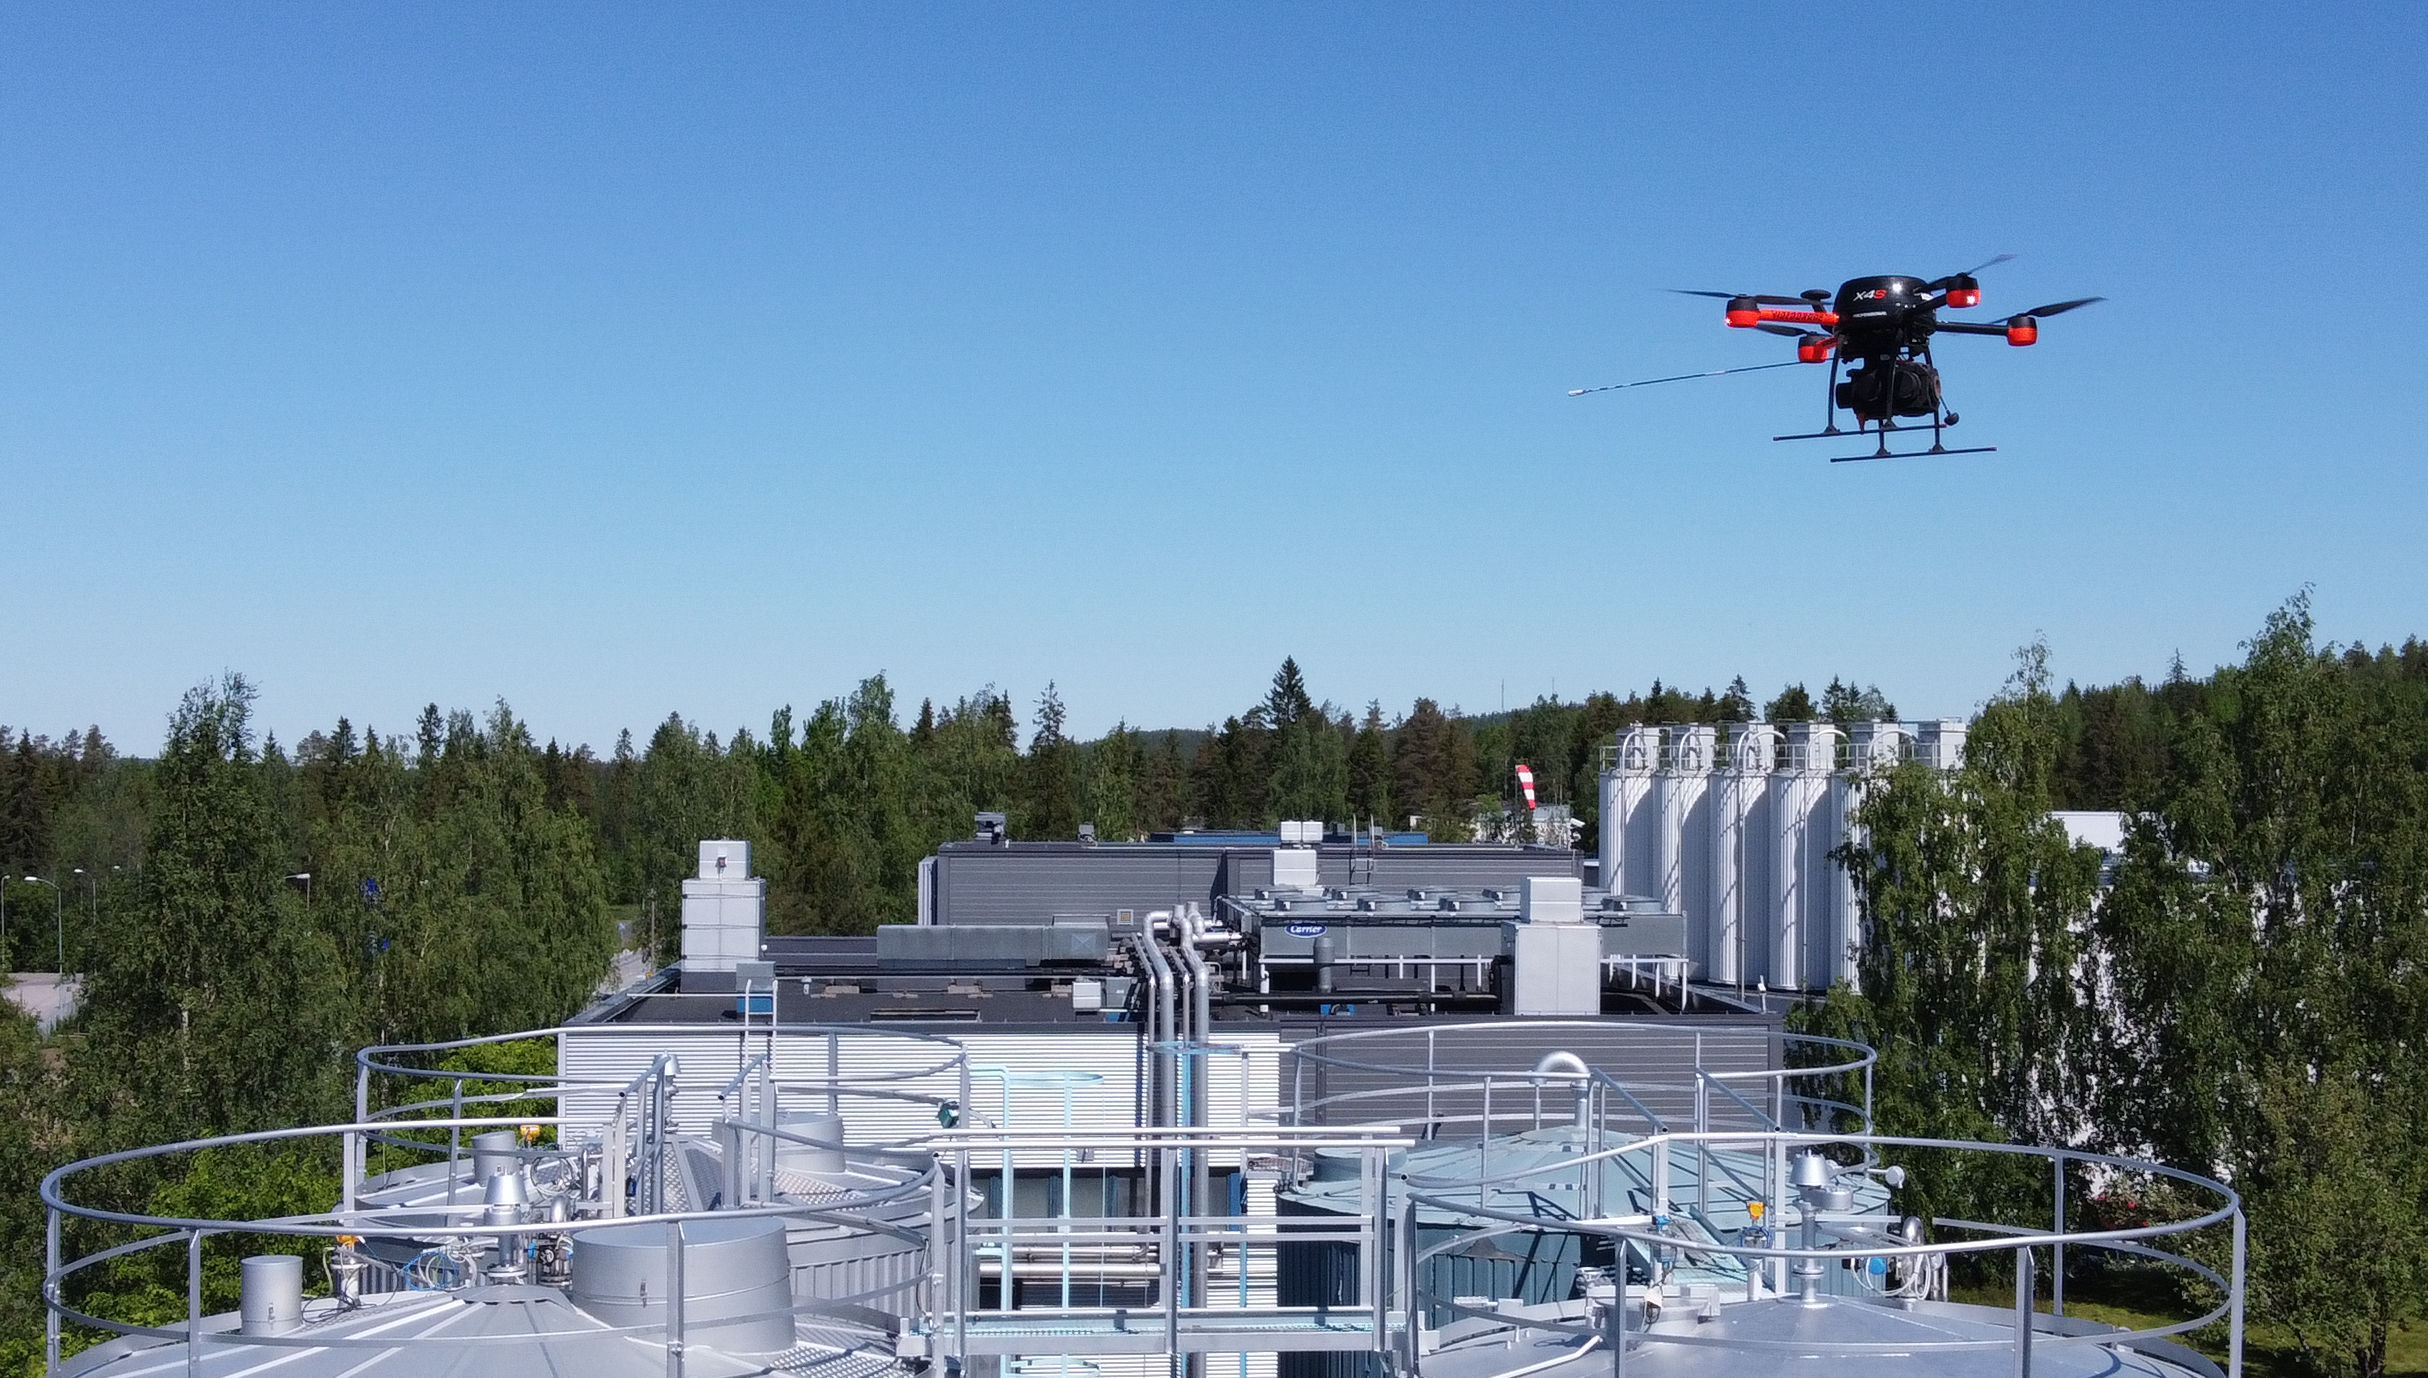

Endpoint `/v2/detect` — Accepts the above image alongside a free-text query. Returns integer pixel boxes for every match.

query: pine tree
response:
[1347,702,1391,828]
[1021,684,1081,841]
[1717,676,1755,722]
[1266,658,1314,730]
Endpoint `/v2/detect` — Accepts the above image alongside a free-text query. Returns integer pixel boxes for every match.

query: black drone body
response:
[1571,257,2102,461]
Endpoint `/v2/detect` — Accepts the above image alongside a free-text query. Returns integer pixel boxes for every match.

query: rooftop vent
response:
[974,812,1008,844]
[571,1217,795,1356]
[239,1255,303,1337]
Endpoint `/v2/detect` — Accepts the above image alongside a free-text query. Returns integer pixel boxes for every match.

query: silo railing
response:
[1401,1130,2245,1378]
[39,1114,944,1378]
[1280,1020,1876,1144]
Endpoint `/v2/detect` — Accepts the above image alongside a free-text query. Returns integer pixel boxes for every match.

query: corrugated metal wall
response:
[933,848,1228,925]
[930,845,1581,928]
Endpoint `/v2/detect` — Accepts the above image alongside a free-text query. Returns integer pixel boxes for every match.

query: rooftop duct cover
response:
[570,1216,795,1355]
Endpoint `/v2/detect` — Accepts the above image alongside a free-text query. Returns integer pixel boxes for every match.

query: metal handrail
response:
[356,1021,971,1112]
[1405,1130,2244,1374]
[42,1114,946,1371]
[1283,1021,1876,1130]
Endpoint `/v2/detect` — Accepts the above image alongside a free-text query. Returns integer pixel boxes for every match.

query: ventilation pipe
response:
[1789,1151,1836,1304]
[776,1109,847,1175]
[484,1166,531,1281]
[1530,1050,1593,1126]
[239,1255,303,1336]
[470,1129,519,1185]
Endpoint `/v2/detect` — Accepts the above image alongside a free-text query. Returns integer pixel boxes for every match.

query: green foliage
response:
[79,675,354,1140]
[1817,643,2103,1159]
[1831,603,2428,1378]
[433,1036,562,1131]
[1821,676,1899,725]
[1765,683,1817,722]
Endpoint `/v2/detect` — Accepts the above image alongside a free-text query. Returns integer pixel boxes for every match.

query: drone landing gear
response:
[1829,442,1997,463]
[1773,423,1996,460]
[1776,342,1996,461]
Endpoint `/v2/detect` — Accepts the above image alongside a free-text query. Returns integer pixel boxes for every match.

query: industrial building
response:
[36,720,2253,1378]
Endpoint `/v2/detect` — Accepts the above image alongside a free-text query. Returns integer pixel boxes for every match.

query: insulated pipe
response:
[1132,920,1179,1246]
[1180,905,1213,1062]
[1175,905,1215,1368]
[1531,1051,1593,1127]
[1136,921,1177,1120]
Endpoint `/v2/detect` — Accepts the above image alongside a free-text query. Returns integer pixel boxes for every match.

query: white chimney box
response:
[698,840,751,880]
[1520,875,1585,925]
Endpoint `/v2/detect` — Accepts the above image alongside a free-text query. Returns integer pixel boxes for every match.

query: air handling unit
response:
[681,839,764,990]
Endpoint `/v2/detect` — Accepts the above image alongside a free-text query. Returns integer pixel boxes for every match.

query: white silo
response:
[1599,724,1659,896]
[1655,726,1715,966]
[1770,722,1841,990]
[1707,723,1776,989]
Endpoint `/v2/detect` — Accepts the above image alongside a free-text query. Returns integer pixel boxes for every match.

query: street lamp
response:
[23,876,63,975]
[72,869,96,972]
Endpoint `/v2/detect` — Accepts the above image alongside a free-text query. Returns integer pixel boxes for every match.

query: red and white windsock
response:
[1514,763,1537,809]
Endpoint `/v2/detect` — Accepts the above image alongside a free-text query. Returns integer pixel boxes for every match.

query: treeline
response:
[0,677,618,1374]
[6,660,1908,947]
[1803,598,2428,1378]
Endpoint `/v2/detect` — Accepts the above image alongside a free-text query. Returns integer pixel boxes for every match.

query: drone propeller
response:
[1568,359,1804,397]
[1752,322,1810,337]
[1927,254,2018,297]
[1670,289,1810,306]
[2015,297,2104,317]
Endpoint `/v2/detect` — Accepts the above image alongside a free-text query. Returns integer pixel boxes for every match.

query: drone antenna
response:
[1568,360,1805,397]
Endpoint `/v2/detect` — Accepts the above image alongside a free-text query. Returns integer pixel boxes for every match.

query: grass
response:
[1948,1266,2427,1377]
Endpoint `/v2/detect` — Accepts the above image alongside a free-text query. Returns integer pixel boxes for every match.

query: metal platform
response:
[912,1306,1384,1356]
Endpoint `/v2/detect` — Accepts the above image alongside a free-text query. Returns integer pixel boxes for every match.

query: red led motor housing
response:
[2006,316,2039,346]
[1947,286,1980,309]
[1726,295,1760,327]
[1797,334,1834,363]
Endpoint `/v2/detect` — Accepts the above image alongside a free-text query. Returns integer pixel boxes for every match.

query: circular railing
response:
[1281,1020,1876,1141]
[355,1021,974,1146]
[40,1115,943,1370]
[1403,1129,2244,1367]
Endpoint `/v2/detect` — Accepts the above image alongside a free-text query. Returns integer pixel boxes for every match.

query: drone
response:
[1570,256,2102,461]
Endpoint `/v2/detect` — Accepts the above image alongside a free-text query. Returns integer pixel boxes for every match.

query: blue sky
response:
[3,4,2423,751]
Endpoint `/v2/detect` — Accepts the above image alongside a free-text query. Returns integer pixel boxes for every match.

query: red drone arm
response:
[1727,306,1838,328]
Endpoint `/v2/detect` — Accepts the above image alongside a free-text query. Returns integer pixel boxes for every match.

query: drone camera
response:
[2005,316,2039,346]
